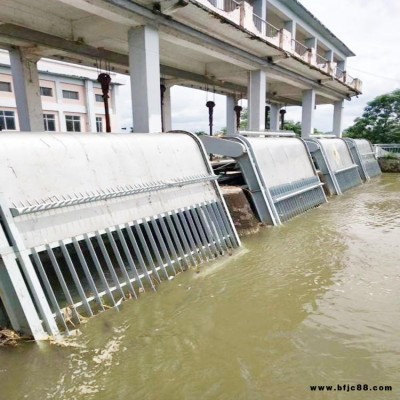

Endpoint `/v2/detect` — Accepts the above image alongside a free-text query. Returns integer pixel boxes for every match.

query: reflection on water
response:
[1,175,399,400]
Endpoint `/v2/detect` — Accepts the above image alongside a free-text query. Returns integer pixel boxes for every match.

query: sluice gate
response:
[304,137,363,195]
[0,132,239,340]
[343,138,382,181]
[200,132,327,225]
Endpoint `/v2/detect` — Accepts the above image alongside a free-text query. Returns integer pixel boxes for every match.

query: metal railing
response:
[375,144,400,158]
[335,66,345,80]
[252,14,279,38]
[316,53,328,66]
[346,73,355,86]
[292,39,309,56]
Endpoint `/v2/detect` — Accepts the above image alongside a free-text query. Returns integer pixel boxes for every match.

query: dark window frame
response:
[62,90,79,100]
[43,113,56,131]
[40,86,53,97]
[0,81,12,92]
[65,115,81,132]
[0,110,16,130]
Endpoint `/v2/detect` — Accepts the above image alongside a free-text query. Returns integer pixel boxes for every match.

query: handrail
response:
[206,0,240,12]
[316,53,328,66]
[252,14,279,38]
[335,66,345,79]
[292,39,308,56]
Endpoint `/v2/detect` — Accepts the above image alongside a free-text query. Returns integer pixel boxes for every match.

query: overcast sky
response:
[119,0,400,133]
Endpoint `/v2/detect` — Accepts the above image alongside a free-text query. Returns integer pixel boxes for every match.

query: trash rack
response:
[343,138,382,181]
[304,136,363,195]
[0,132,239,340]
[200,132,327,226]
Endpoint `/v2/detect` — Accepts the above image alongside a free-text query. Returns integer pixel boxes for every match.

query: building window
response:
[65,115,81,132]
[96,117,103,132]
[62,90,79,100]
[0,81,12,92]
[95,94,104,102]
[40,87,53,97]
[43,114,56,131]
[0,110,16,130]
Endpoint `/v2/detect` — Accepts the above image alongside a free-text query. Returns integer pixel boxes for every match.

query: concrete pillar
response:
[301,89,315,138]
[247,70,266,131]
[325,50,334,63]
[9,48,43,131]
[284,20,296,40]
[55,79,67,132]
[128,25,162,133]
[84,79,97,132]
[337,59,347,71]
[333,100,344,137]
[305,37,317,50]
[270,103,280,131]
[162,85,172,132]
[226,95,236,135]
[111,84,120,132]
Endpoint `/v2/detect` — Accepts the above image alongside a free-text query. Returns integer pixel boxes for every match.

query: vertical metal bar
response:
[83,234,117,308]
[200,203,224,254]
[215,201,239,248]
[95,232,126,300]
[149,216,176,276]
[177,208,203,263]
[31,249,70,332]
[210,201,233,249]
[72,238,105,311]
[164,214,188,270]
[115,225,145,292]
[125,223,156,290]
[105,228,137,299]
[142,220,169,280]
[133,222,162,282]
[171,211,197,266]
[45,244,81,324]
[59,241,93,317]
[205,202,228,252]
[183,207,209,261]
[194,205,219,257]
[189,206,214,259]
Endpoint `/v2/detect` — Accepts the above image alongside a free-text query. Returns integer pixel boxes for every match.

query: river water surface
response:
[1,174,399,400]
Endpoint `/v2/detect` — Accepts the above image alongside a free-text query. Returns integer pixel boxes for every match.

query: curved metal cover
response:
[318,138,354,172]
[244,137,316,187]
[0,132,220,248]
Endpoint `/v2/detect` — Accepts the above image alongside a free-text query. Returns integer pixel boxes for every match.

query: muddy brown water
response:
[0,174,399,400]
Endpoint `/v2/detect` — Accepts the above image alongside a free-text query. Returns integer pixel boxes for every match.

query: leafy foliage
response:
[345,90,400,143]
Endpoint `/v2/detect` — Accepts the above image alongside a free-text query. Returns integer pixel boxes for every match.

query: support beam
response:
[226,95,236,136]
[270,104,280,131]
[301,89,315,138]
[9,48,43,131]
[128,25,162,133]
[333,100,344,137]
[162,85,172,132]
[84,79,97,132]
[247,70,266,131]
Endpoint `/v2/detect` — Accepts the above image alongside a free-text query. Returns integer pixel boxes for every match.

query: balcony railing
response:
[292,40,308,57]
[346,73,355,86]
[206,0,240,12]
[316,53,328,66]
[252,14,279,38]
[335,66,345,80]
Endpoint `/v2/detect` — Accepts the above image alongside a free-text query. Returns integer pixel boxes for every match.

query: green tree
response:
[283,120,301,136]
[345,89,400,143]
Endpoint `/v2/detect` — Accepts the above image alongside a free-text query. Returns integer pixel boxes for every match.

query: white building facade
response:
[0,51,122,133]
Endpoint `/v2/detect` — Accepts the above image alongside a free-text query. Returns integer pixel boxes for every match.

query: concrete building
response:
[0,50,122,132]
[0,0,361,137]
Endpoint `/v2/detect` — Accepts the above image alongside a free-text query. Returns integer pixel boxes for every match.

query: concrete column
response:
[284,20,296,40]
[84,79,97,132]
[270,103,280,131]
[305,37,317,50]
[325,50,334,63]
[226,95,236,135]
[128,25,162,133]
[333,100,344,137]
[9,48,43,131]
[301,89,315,138]
[55,79,67,132]
[111,84,120,132]
[337,59,347,71]
[162,85,172,132]
[247,70,266,131]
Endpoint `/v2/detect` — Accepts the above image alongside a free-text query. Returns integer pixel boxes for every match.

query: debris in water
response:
[0,328,26,347]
